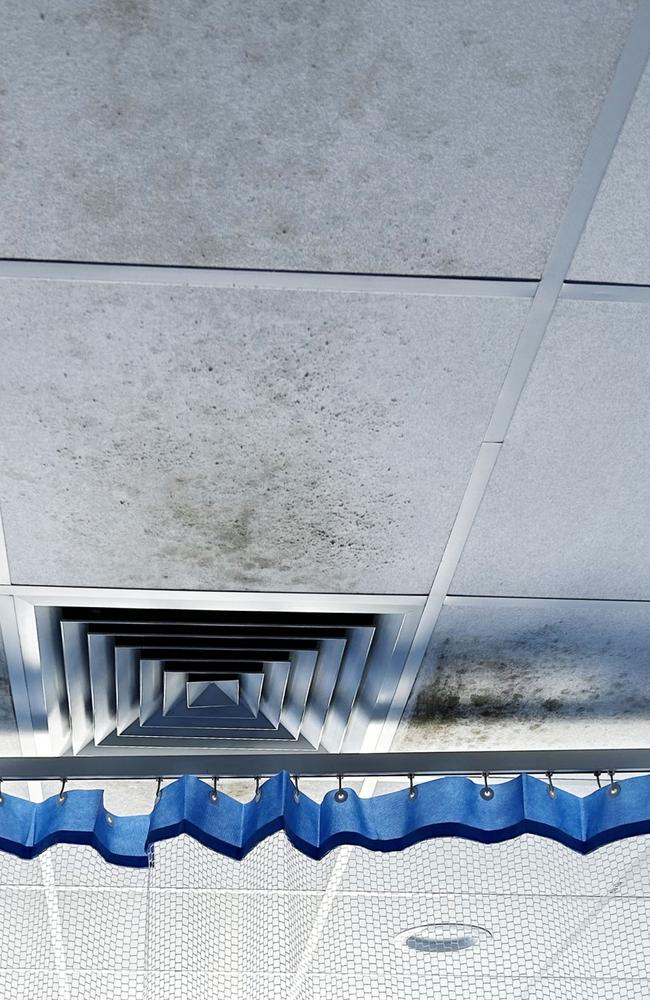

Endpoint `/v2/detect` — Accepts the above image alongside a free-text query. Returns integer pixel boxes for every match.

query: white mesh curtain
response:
[0,831,648,999]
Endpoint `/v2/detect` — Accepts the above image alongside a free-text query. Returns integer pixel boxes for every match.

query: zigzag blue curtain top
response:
[0,771,648,868]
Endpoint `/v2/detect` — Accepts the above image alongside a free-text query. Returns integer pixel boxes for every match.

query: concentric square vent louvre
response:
[0,590,425,756]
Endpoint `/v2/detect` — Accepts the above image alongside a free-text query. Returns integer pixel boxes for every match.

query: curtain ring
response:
[209,776,219,803]
[334,774,348,803]
[58,778,67,804]
[292,774,300,803]
[407,773,418,801]
[480,772,494,801]
[545,771,557,799]
[254,776,262,803]
[594,770,602,789]
[607,770,621,797]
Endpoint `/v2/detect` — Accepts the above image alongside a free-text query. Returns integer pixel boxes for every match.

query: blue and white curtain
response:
[0,772,647,867]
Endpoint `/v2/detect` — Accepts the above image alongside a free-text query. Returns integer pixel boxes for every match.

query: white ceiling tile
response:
[570,62,650,284]
[0,281,525,592]
[0,1,636,275]
[451,299,650,599]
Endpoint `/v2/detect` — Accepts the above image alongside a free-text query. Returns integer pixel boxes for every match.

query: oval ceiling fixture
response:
[395,923,493,954]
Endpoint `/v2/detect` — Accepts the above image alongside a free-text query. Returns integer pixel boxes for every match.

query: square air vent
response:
[0,590,425,756]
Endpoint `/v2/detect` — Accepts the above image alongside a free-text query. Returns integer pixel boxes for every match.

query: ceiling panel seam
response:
[0,587,424,610]
[485,0,650,444]
[560,282,650,303]
[376,442,501,752]
[4,260,650,303]
[445,595,650,608]
[0,259,537,299]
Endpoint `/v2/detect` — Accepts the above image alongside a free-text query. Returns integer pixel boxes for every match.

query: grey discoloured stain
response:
[395,600,650,750]
[0,0,636,274]
[570,61,650,284]
[0,280,524,592]
[452,300,650,600]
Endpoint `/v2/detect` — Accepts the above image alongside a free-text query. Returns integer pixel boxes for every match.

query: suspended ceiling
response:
[1,0,650,765]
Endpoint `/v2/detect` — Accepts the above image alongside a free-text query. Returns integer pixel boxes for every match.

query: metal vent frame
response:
[0,587,425,758]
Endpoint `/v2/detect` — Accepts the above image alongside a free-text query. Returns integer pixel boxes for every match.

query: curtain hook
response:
[607,770,621,797]
[407,773,418,801]
[292,774,300,803]
[154,777,163,805]
[334,774,348,803]
[254,776,262,803]
[545,771,557,799]
[594,770,602,789]
[480,772,494,801]
[58,778,67,804]
[209,776,219,803]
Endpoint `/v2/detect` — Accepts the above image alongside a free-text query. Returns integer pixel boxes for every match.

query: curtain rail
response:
[0,749,649,780]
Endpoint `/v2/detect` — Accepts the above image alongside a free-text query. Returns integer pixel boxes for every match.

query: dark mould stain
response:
[412,677,461,721]
[406,642,628,728]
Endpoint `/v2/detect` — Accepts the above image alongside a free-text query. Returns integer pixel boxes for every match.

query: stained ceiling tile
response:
[0,1,637,275]
[0,281,525,592]
[396,598,650,751]
[451,299,650,600]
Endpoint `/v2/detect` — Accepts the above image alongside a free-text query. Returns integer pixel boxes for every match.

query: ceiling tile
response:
[452,299,650,599]
[570,62,650,284]
[396,598,650,751]
[1,1,636,275]
[0,282,525,592]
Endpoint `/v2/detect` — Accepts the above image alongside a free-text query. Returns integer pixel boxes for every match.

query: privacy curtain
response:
[0,771,647,868]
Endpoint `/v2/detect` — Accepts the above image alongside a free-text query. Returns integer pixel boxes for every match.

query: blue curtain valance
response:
[0,771,648,868]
